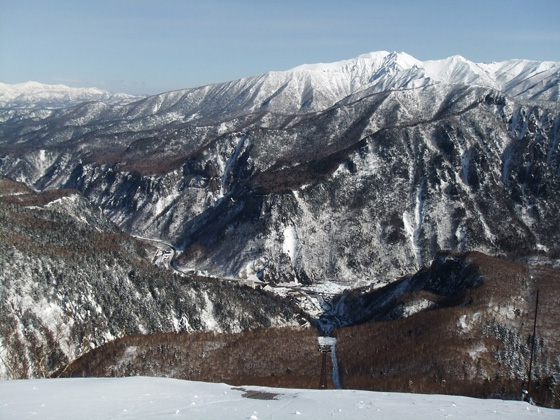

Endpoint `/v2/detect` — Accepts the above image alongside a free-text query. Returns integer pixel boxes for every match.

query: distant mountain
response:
[0,81,141,109]
[0,51,559,288]
[4,52,554,126]
[289,51,560,104]
[111,52,558,122]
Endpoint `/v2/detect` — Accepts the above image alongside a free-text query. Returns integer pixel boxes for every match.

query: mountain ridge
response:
[115,51,559,120]
[1,51,558,117]
[0,81,142,109]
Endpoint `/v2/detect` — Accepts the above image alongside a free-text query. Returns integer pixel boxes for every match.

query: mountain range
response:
[2,51,558,115]
[2,51,558,285]
[0,81,141,109]
[1,51,559,400]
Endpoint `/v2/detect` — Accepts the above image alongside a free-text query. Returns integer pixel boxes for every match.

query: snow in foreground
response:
[0,377,556,420]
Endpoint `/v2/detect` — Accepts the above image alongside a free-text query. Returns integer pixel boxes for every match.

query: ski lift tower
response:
[318,336,337,389]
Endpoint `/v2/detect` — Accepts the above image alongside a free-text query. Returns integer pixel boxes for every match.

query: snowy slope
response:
[0,377,556,420]
[292,51,560,103]
[87,51,558,124]
[478,59,560,102]
[1,51,556,117]
[0,81,141,108]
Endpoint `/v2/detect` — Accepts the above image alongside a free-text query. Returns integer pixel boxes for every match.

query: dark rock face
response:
[1,81,559,286]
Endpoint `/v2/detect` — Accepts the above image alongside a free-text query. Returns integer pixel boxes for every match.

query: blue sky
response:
[1,0,559,95]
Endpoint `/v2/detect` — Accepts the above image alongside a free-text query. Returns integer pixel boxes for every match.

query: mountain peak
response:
[289,51,420,73]
[284,51,559,103]
[381,51,423,68]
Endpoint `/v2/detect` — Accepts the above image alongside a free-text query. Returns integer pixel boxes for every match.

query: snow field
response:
[0,377,556,420]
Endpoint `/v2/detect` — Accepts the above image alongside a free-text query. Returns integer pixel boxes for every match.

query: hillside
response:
[59,252,560,407]
[0,179,304,380]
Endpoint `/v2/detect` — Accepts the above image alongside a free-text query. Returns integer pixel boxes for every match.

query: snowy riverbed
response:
[0,377,556,419]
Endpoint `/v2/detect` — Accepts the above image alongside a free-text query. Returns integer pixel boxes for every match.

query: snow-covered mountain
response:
[0,81,141,109]
[0,51,559,287]
[112,51,559,120]
[115,51,558,122]
[4,51,555,125]
[1,51,559,401]
[289,51,560,104]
